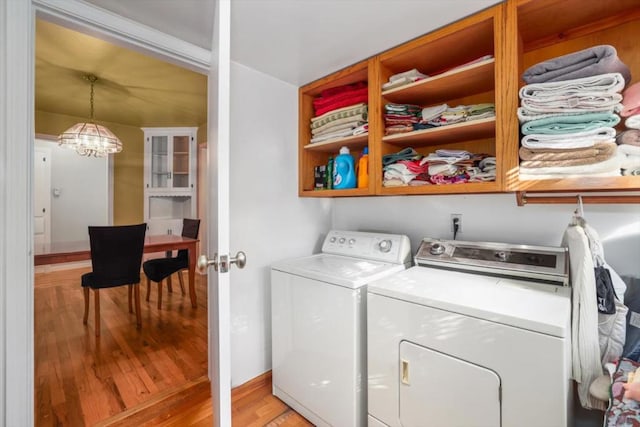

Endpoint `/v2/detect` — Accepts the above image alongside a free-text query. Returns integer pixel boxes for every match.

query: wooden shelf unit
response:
[376,5,502,195]
[506,0,640,193]
[297,0,640,198]
[298,59,374,196]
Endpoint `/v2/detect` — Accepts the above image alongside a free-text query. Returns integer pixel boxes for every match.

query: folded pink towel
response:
[622,82,640,117]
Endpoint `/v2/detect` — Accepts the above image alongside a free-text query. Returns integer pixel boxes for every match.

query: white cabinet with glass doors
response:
[143,127,197,235]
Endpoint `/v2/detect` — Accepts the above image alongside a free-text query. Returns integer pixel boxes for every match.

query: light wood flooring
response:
[35,267,311,426]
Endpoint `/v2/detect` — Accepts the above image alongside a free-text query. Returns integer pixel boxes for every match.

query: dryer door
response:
[399,341,501,427]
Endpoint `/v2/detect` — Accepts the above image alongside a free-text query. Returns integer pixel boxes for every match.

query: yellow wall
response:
[35,110,144,225]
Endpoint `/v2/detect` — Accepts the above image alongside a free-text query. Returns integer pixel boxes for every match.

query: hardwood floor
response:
[35,267,311,426]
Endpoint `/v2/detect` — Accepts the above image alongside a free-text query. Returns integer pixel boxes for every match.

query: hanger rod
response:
[516,192,640,206]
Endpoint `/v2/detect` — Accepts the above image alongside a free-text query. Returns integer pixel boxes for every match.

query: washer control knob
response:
[495,251,507,261]
[339,237,346,244]
[349,238,356,245]
[378,239,392,253]
[329,237,336,243]
[430,243,446,255]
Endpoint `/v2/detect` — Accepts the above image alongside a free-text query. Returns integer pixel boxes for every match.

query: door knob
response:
[197,251,246,273]
[197,253,219,272]
[230,251,247,269]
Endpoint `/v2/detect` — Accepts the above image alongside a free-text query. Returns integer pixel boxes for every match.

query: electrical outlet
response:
[451,214,462,232]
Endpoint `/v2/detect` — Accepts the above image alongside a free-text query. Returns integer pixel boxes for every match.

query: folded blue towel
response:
[521,112,621,135]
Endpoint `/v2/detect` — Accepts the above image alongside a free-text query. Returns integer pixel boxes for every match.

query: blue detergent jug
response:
[333,146,356,189]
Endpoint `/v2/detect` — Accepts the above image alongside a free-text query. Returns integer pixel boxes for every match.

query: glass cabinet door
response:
[172,135,190,188]
[151,135,169,188]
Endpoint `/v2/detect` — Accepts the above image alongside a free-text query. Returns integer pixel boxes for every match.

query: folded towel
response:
[522,45,631,85]
[520,149,615,168]
[521,112,620,135]
[626,115,640,129]
[382,148,420,166]
[519,141,617,161]
[616,130,640,147]
[621,82,640,117]
[311,118,365,135]
[521,127,617,149]
[618,144,640,157]
[517,106,619,123]
[389,68,428,83]
[519,152,623,176]
[621,154,640,171]
[479,157,496,170]
[309,128,355,143]
[311,103,367,128]
[420,104,449,122]
[519,73,625,114]
[519,170,621,180]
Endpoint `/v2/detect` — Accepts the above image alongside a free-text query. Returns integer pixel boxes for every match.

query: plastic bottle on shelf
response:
[325,157,334,189]
[357,147,369,189]
[333,146,356,189]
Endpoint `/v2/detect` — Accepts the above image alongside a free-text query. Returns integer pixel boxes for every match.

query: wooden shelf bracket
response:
[516,192,640,206]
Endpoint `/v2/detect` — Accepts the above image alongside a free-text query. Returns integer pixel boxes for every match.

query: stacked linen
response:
[517,46,631,180]
[382,68,428,91]
[310,103,368,144]
[312,81,368,117]
[384,103,422,135]
[381,148,495,186]
[421,149,493,184]
[420,103,495,127]
[309,81,369,144]
[381,148,424,187]
[618,83,640,175]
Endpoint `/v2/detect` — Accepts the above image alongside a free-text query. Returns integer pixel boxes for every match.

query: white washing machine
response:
[271,230,412,427]
[367,238,572,427]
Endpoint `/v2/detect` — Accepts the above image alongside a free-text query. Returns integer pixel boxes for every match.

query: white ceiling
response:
[83,0,504,86]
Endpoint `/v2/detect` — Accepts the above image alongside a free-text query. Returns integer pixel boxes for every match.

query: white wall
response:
[35,138,111,242]
[229,61,332,386]
[332,194,640,278]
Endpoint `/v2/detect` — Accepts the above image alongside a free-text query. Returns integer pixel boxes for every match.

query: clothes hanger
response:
[570,195,586,226]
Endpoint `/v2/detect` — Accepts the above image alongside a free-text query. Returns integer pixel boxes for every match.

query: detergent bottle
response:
[357,147,369,189]
[333,146,356,189]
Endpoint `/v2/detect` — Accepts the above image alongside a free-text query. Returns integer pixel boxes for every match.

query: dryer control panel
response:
[322,230,412,265]
[415,238,569,285]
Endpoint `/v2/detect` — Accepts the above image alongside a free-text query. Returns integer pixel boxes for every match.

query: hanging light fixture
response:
[58,74,123,157]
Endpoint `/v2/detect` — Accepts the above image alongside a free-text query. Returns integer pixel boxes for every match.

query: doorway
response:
[32,14,210,425]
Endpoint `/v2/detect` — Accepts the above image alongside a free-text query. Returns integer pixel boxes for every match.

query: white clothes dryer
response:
[271,230,411,427]
[367,238,572,427]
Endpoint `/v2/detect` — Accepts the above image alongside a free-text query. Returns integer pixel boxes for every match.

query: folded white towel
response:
[520,73,626,98]
[420,104,448,122]
[517,107,620,123]
[429,163,458,175]
[519,170,621,180]
[621,154,640,170]
[521,127,617,149]
[626,114,640,129]
[389,68,428,83]
[519,73,625,114]
[518,152,623,176]
[618,144,640,156]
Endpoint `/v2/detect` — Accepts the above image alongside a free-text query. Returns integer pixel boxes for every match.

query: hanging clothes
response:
[562,221,603,409]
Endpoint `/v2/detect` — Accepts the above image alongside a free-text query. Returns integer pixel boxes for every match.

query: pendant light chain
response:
[86,74,98,123]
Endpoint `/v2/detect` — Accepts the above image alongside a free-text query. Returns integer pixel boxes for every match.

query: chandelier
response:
[58,74,123,157]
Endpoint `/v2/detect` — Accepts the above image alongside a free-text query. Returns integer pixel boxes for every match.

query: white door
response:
[33,147,51,250]
[205,0,234,425]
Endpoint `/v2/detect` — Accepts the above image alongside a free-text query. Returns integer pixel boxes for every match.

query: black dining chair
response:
[82,223,147,337]
[143,218,200,309]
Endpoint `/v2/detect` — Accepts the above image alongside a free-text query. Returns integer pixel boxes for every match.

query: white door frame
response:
[0,0,213,424]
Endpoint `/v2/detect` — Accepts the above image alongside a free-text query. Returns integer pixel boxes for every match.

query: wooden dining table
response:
[34,234,201,308]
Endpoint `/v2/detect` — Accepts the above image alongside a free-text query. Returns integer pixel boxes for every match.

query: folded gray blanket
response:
[519,141,617,161]
[616,130,640,147]
[522,45,632,85]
